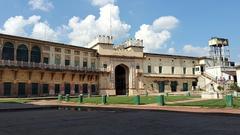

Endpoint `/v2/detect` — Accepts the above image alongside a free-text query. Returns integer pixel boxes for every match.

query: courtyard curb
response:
[29,100,240,115]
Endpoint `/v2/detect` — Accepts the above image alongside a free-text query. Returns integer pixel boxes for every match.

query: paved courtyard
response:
[0,107,240,135]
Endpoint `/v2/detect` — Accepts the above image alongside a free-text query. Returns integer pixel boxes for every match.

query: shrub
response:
[229,83,240,92]
[217,86,224,91]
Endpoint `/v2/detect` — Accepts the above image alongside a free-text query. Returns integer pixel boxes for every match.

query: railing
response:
[0,60,109,73]
[143,73,196,78]
[201,72,217,83]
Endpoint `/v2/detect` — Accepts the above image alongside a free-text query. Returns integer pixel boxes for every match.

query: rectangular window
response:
[159,66,162,74]
[91,84,96,93]
[75,59,80,66]
[91,59,95,69]
[64,83,70,94]
[148,65,151,73]
[74,84,79,94]
[55,84,60,95]
[43,46,50,51]
[192,68,195,75]
[172,67,175,74]
[43,57,49,64]
[42,84,49,94]
[31,83,38,95]
[55,57,61,65]
[65,49,71,54]
[183,67,186,74]
[65,59,70,66]
[83,52,88,56]
[55,48,61,52]
[136,65,140,69]
[3,82,11,96]
[74,50,80,55]
[183,83,188,91]
[83,58,88,68]
[103,64,107,68]
[83,83,88,94]
[170,81,177,92]
[18,83,26,96]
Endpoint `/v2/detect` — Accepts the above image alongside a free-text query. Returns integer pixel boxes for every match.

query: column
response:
[0,82,3,96]
[38,83,42,96]
[79,84,82,94]
[49,83,55,96]
[60,83,65,95]
[0,38,3,60]
[70,83,75,95]
[12,82,18,97]
[14,44,17,62]
[26,82,32,97]
[28,44,31,63]
[88,84,91,96]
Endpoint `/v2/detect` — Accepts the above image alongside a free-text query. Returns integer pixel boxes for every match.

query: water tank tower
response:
[208,37,230,66]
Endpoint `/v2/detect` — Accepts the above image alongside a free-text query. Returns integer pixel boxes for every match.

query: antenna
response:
[44,22,47,41]
[109,3,112,37]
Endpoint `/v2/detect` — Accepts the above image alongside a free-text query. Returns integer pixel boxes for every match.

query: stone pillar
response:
[0,46,2,60]
[49,83,55,96]
[14,44,17,61]
[38,83,42,96]
[0,38,3,60]
[88,84,91,95]
[70,83,75,95]
[12,82,18,97]
[79,84,82,94]
[26,83,32,97]
[60,83,65,95]
[0,82,3,96]
[28,44,31,63]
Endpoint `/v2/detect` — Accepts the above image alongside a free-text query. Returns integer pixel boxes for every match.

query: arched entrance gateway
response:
[115,64,129,95]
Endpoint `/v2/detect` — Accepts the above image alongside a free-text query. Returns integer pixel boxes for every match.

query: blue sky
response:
[0,0,239,62]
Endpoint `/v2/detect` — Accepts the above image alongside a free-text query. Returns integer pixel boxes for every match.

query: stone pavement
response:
[29,100,240,115]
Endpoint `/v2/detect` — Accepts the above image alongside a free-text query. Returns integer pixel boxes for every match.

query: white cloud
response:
[0,15,41,36]
[68,4,130,47]
[182,44,209,56]
[168,47,176,54]
[28,0,54,12]
[90,0,114,7]
[135,16,179,52]
[0,15,59,42]
[31,22,58,41]
[153,16,179,31]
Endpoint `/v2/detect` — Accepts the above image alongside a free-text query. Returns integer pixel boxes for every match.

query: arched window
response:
[17,44,28,62]
[31,46,41,63]
[2,42,14,60]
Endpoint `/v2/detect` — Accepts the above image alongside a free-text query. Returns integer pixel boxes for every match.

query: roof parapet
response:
[89,35,113,48]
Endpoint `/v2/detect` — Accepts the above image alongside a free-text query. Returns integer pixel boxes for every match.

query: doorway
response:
[115,64,129,95]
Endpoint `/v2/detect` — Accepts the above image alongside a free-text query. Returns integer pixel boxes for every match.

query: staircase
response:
[197,72,218,91]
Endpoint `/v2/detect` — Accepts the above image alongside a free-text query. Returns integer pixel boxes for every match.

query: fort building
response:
[0,34,236,97]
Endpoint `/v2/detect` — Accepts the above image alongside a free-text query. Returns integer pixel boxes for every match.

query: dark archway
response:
[31,46,41,63]
[115,64,129,95]
[2,42,14,60]
[17,44,28,62]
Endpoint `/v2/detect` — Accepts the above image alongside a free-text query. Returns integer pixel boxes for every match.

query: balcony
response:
[143,73,197,78]
[0,60,108,73]
[99,67,111,73]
